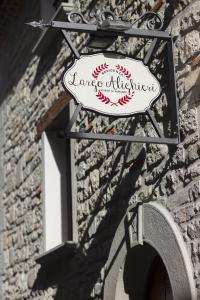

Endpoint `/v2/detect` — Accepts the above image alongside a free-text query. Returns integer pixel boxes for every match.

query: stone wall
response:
[0,0,199,299]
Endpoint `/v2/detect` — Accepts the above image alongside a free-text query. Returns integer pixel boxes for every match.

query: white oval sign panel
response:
[63,53,161,116]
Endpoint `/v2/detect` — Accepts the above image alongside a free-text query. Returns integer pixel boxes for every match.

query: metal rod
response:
[167,37,180,142]
[61,29,81,59]
[65,103,83,133]
[65,131,179,144]
[137,203,143,245]
[51,21,171,40]
[143,21,164,65]
[144,38,158,65]
[146,108,164,138]
[52,21,98,33]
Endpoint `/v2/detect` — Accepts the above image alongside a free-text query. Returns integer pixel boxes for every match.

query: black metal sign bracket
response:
[27,10,180,145]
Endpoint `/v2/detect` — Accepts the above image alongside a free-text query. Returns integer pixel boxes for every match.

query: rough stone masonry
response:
[0,0,200,299]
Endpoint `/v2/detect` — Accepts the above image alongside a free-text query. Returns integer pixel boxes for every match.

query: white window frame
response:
[41,103,77,252]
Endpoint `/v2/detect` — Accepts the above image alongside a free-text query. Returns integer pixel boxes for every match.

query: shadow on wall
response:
[32,2,181,300]
[33,139,176,300]
[33,144,146,299]
[0,0,40,101]
[30,33,64,92]
[0,1,66,102]
[32,143,175,300]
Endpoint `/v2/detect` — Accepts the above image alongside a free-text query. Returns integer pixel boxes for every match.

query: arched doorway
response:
[104,202,196,300]
[115,244,173,300]
[147,254,173,300]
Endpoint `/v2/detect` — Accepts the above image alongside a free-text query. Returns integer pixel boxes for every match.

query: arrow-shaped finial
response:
[25,20,50,28]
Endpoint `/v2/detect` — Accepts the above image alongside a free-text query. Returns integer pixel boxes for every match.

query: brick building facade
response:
[0,0,200,299]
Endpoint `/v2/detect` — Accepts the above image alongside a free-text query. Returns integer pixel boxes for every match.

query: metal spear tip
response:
[25,21,45,28]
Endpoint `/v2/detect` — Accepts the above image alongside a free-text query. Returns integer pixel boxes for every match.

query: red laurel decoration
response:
[115,64,131,79]
[118,94,133,105]
[93,63,134,107]
[96,91,111,104]
[92,63,109,79]
[96,91,135,106]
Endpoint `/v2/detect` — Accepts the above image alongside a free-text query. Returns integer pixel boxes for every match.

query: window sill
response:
[36,241,78,265]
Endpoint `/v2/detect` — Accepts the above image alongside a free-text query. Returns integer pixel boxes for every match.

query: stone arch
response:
[103,202,196,300]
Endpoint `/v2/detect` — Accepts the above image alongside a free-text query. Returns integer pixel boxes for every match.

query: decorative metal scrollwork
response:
[132,12,163,30]
[67,10,163,30]
[97,10,116,22]
[67,10,116,25]
[27,10,163,32]
[67,11,96,24]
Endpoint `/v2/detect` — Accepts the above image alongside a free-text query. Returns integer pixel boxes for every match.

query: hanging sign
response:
[63,53,161,116]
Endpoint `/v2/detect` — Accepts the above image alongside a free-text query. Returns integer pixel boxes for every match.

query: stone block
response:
[185,67,200,94]
[180,3,200,32]
[188,181,200,202]
[90,169,99,192]
[27,268,37,289]
[146,144,168,167]
[180,107,198,139]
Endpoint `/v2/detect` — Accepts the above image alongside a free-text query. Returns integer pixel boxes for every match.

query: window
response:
[40,102,75,252]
